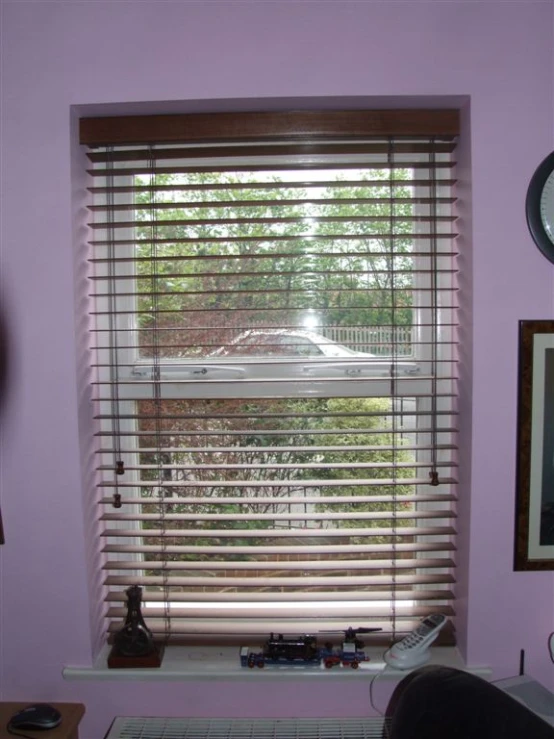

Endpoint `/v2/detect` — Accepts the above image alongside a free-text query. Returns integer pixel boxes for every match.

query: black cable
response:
[369,657,396,739]
[369,651,390,715]
[7,723,44,739]
[369,669,384,716]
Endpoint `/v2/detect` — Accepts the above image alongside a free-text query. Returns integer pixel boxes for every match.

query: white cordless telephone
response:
[384,614,447,670]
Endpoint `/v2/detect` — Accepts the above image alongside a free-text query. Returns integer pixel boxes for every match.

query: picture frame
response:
[514,320,554,570]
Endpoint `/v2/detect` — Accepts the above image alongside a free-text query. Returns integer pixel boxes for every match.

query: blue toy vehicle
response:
[320,640,368,669]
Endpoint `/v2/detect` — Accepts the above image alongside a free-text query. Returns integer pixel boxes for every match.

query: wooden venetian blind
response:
[81,109,460,646]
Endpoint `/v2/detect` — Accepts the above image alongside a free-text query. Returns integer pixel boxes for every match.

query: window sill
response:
[62,645,491,682]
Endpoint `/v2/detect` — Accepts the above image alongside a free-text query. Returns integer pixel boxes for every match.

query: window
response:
[81,110,459,647]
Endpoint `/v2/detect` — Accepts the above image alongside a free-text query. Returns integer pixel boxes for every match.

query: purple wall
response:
[1,2,553,737]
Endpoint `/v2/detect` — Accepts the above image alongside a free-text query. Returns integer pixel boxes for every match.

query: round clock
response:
[526,151,554,263]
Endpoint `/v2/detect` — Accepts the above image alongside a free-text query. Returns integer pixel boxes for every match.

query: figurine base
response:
[107,644,164,669]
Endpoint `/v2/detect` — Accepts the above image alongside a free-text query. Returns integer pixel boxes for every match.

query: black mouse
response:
[8,703,62,731]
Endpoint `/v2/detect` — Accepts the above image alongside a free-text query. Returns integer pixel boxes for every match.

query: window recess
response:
[81,109,460,648]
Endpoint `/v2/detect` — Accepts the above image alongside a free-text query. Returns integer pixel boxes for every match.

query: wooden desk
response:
[0,703,85,739]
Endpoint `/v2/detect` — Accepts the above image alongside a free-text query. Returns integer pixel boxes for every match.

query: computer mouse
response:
[8,703,62,730]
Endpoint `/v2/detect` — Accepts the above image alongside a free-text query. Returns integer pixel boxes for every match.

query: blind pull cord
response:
[387,137,398,642]
[148,146,172,644]
[429,139,440,488]
[107,146,124,509]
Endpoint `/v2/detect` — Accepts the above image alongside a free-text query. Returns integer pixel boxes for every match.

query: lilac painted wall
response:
[1,2,553,737]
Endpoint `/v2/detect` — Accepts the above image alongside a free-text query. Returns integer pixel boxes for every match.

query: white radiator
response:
[105,716,388,739]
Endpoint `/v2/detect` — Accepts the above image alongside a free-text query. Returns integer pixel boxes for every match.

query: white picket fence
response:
[321,326,413,356]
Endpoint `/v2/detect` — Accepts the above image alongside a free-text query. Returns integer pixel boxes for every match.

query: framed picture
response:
[515,320,554,569]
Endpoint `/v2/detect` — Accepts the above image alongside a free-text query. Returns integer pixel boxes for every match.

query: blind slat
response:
[98,478,458,491]
[89,198,457,213]
[100,525,457,539]
[103,542,455,555]
[87,161,456,177]
[104,588,454,601]
[86,141,456,163]
[90,216,457,231]
[88,179,456,195]
[90,234,459,247]
[103,557,455,571]
[106,604,455,623]
[105,616,454,636]
[103,574,455,588]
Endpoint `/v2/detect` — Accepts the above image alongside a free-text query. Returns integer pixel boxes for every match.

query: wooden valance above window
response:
[80,109,460,147]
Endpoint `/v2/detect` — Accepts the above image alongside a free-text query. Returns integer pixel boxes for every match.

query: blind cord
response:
[107,146,124,508]
[429,139,440,487]
[387,137,398,643]
[148,146,171,644]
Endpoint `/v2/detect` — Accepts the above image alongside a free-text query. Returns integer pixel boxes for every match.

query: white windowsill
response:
[62,645,491,682]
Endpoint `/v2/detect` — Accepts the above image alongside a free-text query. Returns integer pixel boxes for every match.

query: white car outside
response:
[130,329,422,395]
[210,329,420,376]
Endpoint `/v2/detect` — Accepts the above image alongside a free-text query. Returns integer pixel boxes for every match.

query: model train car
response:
[240,630,373,669]
[319,640,368,669]
[240,633,321,668]
[264,633,321,663]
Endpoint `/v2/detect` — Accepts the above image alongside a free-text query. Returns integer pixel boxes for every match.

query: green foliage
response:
[311,396,414,527]
[133,169,415,357]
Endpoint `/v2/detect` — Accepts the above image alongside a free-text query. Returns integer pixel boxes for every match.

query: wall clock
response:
[526,151,554,263]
